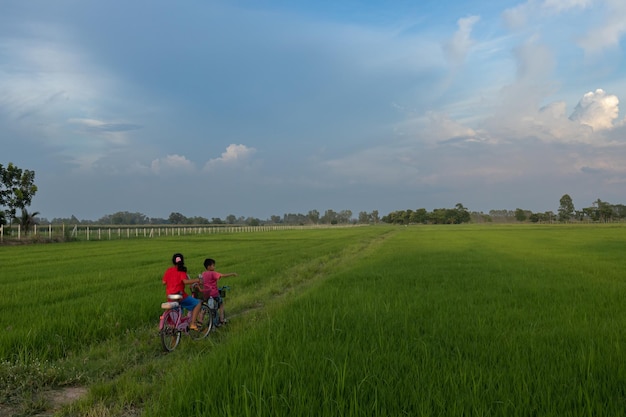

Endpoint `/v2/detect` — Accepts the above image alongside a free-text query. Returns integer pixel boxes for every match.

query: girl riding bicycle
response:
[162,253,202,331]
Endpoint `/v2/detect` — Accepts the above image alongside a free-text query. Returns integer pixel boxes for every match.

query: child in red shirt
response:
[162,253,202,330]
[201,258,237,326]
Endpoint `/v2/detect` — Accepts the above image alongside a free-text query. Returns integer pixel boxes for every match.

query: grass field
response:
[2,224,626,416]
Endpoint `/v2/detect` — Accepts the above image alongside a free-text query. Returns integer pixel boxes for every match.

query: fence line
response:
[0,223,350,242]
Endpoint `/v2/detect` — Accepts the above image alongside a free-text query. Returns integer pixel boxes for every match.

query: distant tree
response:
[586,199,613,222]
[307,210,320,224]
[169,212,186,224]
[430,208,447,224]
[282,213,305,225]
[226,214,237,224]
[188,216,210,224]
[211,217,224,224]
[453,203,470,224]
[558,194,575,222]
[18,208,39,232]
[599,199,613,222]
[270,215,282,224]
[100,211,149,225]
[245,217,260,226]
[409,208,429,224]
[613,204,626,220]
[371,210,379,224]
[514,208,527,222]
[320,209,338,224]
[337,210,353,224]
[0,162,38,227]
[470,211,492,223]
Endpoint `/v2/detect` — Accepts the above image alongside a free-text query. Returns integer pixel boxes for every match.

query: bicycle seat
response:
[167,294,183,301]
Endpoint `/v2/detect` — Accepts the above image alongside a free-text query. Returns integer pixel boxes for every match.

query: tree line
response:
[3,163,626,229]
[39,209,372,227]
[481,194,626,223]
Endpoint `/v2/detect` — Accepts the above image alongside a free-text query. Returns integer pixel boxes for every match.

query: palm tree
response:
[19,208,40,233]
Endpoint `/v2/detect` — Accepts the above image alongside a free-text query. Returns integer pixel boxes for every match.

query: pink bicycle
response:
[159,294,212,352]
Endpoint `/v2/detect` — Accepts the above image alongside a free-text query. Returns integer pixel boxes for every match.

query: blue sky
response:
[2,0,626,221]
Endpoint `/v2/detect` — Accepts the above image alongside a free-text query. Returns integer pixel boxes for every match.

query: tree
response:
[514,208,527,222]
[453,203,470,224]
[337,210,353,224]
[307,210,320,224]
[594,199,613,222]
[558,194,575,222]
[0,162,38,226]
[409,208,428,224]
[321,209,338,224]
[18,208,39,233]
[245,217,260,226]
[168,212,186,224]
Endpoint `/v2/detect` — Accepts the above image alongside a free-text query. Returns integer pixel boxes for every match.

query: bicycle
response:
[159,294,212,352]
[192,284,231,328]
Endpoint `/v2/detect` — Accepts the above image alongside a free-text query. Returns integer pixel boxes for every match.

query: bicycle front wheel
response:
[189,304,212,340]
[160,310,181,352]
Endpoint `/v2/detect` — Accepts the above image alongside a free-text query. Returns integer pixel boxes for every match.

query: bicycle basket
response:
[192,287,202,299]
[218,285,230,298]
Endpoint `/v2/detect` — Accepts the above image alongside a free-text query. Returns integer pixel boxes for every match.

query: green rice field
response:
[2,224,626,416]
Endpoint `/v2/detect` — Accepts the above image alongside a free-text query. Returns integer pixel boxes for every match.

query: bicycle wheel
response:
[160,310,181,352]
[189,304,212,340]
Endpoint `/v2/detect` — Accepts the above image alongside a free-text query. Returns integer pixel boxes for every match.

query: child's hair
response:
[172,253,187,272]
[203,258,216,269]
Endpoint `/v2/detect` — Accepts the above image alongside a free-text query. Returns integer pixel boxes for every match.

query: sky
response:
[2,0,626,221]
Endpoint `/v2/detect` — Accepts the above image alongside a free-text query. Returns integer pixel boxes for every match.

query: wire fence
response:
[0,223,348,243]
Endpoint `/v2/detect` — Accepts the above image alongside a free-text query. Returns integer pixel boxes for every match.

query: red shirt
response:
[201,270,222,298]
[162,266,189,299]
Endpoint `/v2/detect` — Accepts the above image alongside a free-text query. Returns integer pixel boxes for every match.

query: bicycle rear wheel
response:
[160,310,181,352]
[189,304,212,340]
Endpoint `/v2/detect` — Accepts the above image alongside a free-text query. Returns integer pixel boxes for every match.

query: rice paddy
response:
[2,224,626,416]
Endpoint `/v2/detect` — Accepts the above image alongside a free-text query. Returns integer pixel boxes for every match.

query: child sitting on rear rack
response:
[201,258,237,326]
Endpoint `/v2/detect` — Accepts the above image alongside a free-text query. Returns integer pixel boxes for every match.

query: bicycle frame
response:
[159,294,211,352]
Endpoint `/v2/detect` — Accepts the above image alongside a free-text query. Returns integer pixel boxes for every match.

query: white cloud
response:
[68,118,141,145]
[577,0,626,53]
[503,0,593,29]
[443,15,480,67]
[541,0,594,14]
[424,112,482,144]
[569,89,620,130]
[150,154,196,175]
[203,144,256,171]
